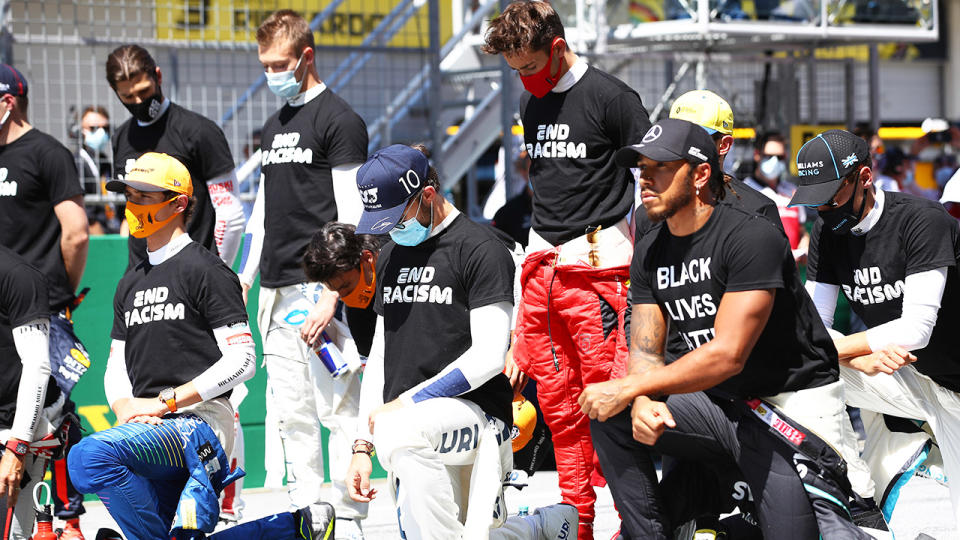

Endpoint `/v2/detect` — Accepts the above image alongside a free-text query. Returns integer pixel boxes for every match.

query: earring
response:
[696,185,700,197]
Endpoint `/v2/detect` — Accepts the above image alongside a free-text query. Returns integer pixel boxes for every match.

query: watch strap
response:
[5,439,27,457]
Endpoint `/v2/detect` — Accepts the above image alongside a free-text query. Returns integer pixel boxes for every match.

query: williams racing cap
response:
[788,129,869,207]
[106,152,193,197]
[669,90,733,135]
[0,64,27,97]
[355,144,430,234]
[615,117,719,168]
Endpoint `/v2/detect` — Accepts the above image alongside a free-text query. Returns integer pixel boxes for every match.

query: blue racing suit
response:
[69,413,303,540]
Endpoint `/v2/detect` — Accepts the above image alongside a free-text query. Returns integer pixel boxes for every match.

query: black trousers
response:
[590,392,865,540]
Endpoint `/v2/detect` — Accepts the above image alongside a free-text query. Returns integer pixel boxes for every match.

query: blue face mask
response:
[84,127,109,153]
[266,54,304,99]
[390,194,433,246]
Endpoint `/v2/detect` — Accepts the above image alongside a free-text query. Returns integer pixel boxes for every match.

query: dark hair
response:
[481,1,566,56]
[756,131,786,152]
[257,9,315,58]
[81,105,109,121]
[692,159,725,201]
[14,95,27,114]
[162,190,196,222]
[106,45,158,90]
[409,144,441,190]
[303,222,381,283]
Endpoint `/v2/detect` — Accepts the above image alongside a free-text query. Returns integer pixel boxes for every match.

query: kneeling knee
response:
[67,435,120,494]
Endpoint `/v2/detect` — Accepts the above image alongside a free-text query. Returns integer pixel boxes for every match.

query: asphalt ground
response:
[67,469,956,539]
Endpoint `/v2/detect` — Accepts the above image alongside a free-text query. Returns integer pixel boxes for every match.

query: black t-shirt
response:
[520,66,651,245]
[807,192,960,391]
[113,103,235,266]
[631,205,838,399]
[0,129,83,310]
[260,90,368,288]
[631,174,784,362]
[492,189,532,246]
[374,215,515,425]
[0,246,59,430]
[111,241,248,399]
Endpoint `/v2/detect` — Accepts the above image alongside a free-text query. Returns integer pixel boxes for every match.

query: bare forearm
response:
[627,340,743,398]
[61,230,88,292]
[833,331,871,361]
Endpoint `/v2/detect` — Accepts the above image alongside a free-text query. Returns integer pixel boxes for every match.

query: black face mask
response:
[821,186,868,235]
[122,88,164,123]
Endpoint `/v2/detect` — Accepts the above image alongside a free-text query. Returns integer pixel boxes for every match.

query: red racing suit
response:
[513,237,630,538]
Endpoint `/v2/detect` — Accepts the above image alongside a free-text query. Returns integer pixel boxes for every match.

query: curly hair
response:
[481,1,565,56]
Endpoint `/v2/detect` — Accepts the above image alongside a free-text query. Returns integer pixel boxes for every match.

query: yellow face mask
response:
[125,197,178,238]
[340,260,376,309]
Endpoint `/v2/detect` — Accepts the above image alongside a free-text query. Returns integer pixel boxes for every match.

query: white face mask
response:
[0,107,11,132]
[759,155,785,180]
[83,127,109,152]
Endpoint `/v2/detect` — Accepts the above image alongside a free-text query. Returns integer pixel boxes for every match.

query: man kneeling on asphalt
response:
[67,152,336,540]
[579,119,871,540]
[344,144,576,539]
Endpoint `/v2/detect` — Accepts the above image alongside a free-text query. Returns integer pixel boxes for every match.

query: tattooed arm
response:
[580,290,774,420]
[578,303,668,420]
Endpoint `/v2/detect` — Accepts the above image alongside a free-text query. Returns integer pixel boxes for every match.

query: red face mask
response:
[520,37,564,98]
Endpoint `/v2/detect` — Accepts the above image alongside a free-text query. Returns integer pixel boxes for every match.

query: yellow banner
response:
[156,0,452,48]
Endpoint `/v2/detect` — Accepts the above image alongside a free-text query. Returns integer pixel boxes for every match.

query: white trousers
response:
[765,379,877,500]
[841,364,960,526]
[0,396,64,539]
[375,397,541,540]
[259,284,367,519]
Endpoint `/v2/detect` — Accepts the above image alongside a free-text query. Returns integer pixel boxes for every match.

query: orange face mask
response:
[340,260,376,309]
[125,197,178,238]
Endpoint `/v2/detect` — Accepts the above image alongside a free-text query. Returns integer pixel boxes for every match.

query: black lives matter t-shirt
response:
[807,192,960,391]
[111,241,248,399]
[0,129,82,310]
[374,215,514,425]
[113,103,235,266]
[520,66,650,245]
[631,205,838,399]
[0,246,59,429]
[631,175,784,362]
[260,90,368,288]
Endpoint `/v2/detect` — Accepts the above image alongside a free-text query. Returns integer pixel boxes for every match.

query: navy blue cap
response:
[355,145,430,234]
[0,65,27,97]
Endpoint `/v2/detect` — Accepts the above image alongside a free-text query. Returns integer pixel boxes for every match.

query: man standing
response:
[0,64,90,540]
[0,246,58,540]
[106,45,245,267]
[67,152,334,540]
[241,10,369,536]
[744,132,809,262]
[344,145,576,539]
[77,105,120,235]
[579,119,867,539]
[482,3,651,534]
[795,129,960,526]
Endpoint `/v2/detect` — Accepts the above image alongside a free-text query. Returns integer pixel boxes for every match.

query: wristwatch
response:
[351,440,375,457]
[5,439,28,457]
[159,387,177,413]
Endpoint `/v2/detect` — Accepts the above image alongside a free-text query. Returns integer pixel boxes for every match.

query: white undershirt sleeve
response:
[332,164,363,226]
[356,316,386,443]
[11,318,51,442]
[192,322,257,401]
[104,339,133,409]
[805,279,840,330]
[398,301,511,406]
[237,176,265,287]
[207,171,246,267]
[864,267,946,352]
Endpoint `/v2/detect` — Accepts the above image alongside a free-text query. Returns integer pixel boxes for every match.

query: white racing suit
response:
[258,283,366,518]
[0,394,66,539]
[374,396,556,540]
